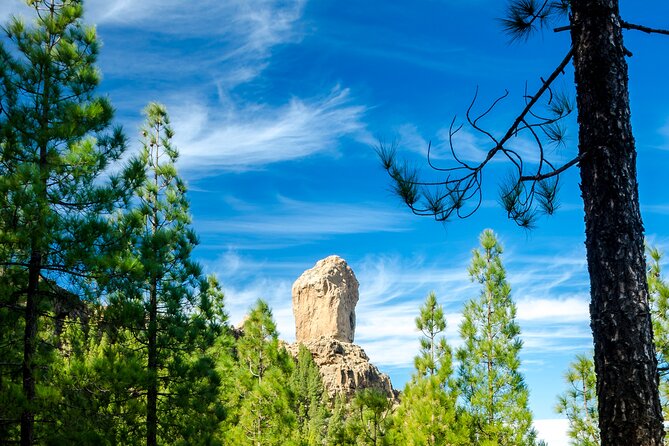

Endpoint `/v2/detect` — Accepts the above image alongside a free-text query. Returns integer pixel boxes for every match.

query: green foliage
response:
[555,354,599,446]
[224,299,298,446]
[290,345,330,445]
[414,291,450,379]
[0,0,130,441]
[456,230,536,446]
[648,246,669,418]
[108,102,226,445]
[47,317,147,445]
[326,395,356,446]
[349,388,394,446]
[500,0,568,41]
[393,291,467,445]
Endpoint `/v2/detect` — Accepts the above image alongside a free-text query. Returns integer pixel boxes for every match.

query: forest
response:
[2,0,669,445]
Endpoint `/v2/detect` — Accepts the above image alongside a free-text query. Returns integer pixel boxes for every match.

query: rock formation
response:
[288,256,396,401]
[292,255,359,343]
[285,337,396,400]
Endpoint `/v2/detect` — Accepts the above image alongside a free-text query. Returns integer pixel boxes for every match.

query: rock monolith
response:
[292,255,359,343]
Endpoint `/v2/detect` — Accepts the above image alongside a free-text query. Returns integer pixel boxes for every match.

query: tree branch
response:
[621,21,669,36]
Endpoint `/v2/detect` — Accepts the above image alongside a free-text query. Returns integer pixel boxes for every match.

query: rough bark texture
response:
[20,253,40,446]
[147,280,158,446]
[570,1,664,444]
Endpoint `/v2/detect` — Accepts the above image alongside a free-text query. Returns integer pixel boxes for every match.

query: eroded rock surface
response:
[288,255,396,400]
[286,337,397,401]
[292,255,359,343]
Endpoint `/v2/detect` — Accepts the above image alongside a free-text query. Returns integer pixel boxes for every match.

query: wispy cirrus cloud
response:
[211,248,593,370]
[170,86,370,173]
[350,246,592,367]
[516,297,589,323]
[644,204,669,215]
[4,1,371,178]
[194,195,408,246]
[93,0,305,90]
[3,0,307,102]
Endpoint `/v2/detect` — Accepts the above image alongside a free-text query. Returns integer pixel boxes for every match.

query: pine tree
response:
[378,1,669,441]
[47,316,147,445]
[349,388,394,446]
[394,291,466,445]
[456,230,536,446]
[227,299,297,446]
[325,395,356,446]
[556,354,599,446]
[290,345,330,446]
[115,103,224,446]
[0,1,130,443]
[648,246,669,418]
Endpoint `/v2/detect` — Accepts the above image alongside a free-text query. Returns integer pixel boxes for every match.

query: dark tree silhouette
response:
[378,1,669,444]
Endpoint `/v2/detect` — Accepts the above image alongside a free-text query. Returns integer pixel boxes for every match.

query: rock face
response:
[286,337,397,401]
[289,256,396,401]
[292,255,359,343]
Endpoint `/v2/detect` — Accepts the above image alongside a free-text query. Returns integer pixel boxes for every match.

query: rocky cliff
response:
[288,256,396,401]
[285,336,396,400]
[292,255,359,343]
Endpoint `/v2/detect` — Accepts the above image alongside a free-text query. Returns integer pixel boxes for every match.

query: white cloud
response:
[223,277,295,337]
[170,86,369,173]
[516,297,589,323]
[534,418,570,446]
[87,0,304,40]
[101,0,304,91]
[4,1,372,178]
[195,195,408,242]
[3,0,305,93]
[350,255,471,366]
[521,327,592,353]
[206,247,595,384]
[659,119,669,150]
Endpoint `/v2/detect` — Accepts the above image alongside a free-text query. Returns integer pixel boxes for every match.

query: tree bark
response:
[147,277,158,446]
[20,251,40,446]
[570,1,664,444]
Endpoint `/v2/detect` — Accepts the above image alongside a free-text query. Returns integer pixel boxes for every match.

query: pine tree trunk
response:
[570,1,664,444]
[20,251,40,446]
[21,50,51,443]
[147,279,158,446]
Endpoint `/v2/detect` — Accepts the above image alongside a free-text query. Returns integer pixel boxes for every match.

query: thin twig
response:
[621,21,669,36]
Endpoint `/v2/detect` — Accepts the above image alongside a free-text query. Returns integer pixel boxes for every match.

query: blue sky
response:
[3,1,669,444]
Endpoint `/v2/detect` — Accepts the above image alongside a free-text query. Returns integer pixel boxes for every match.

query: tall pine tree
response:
[226,299,297,446]
[116,103,224,446]
[456,230,535,446]
[555,354,600,446]
[0,1,129,443]
[349,388,394,446]
[290,345,330,446]
[394,291,466,445]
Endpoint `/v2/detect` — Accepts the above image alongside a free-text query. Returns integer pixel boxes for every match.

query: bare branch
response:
[621,21,669,36]
[379,48,577,226]
[519,153,585,182]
